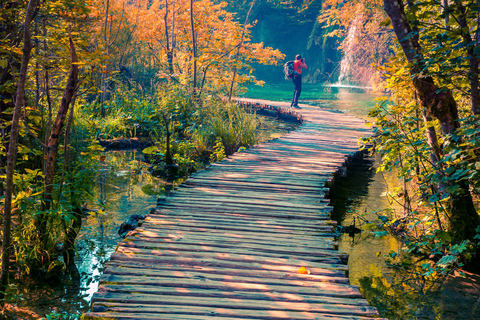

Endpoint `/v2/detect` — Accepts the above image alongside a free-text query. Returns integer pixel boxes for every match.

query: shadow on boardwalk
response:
[83,98,387,320]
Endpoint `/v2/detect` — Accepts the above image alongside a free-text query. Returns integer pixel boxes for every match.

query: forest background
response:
[1,0,480,318]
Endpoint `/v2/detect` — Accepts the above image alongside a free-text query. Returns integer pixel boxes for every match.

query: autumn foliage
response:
[88,0,284,95]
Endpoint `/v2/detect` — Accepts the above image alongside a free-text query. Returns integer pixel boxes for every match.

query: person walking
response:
[291,54,307,108]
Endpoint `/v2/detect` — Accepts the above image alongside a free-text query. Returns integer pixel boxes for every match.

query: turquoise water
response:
[240,82,381,119]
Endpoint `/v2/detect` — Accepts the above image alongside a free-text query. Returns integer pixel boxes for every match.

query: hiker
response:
[291,54,307,108]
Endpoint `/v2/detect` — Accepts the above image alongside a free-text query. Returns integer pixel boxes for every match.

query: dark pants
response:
[291,75,302,106]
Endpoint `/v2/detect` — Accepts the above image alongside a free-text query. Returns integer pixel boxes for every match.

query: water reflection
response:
[76,150,159,302]
[328,157,399,284]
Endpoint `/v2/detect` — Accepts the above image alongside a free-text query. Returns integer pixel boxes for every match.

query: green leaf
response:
[142,146,158,154]
[437,230,452,243]
[379,18,391,27]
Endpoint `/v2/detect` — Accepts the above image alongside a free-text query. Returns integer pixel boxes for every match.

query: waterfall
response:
[337,24,357,85]
[337,10,363,85]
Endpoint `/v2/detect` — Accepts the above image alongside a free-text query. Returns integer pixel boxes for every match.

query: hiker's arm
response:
[301,59,307,69]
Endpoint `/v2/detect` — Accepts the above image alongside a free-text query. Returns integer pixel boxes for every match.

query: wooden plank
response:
[143,216,334,233]
[135,224,336,245]
[147,212,335,229]
[114,247,344,268]
[152,206,333,220]
[109,253,349,273]
[165,196,330,210]
[104,261,348,283]
[171,187,328,201]
[85,307,388,320]
[102,264,349,284]
[131,229,338,251]
[117,242,343,264]
[97,276,365,301]
[138,221,335,239]
[122,237,343,258]
[180,181,328,195]
[91,292,380,317]
[157,201,332,215]
[186,176,328,190]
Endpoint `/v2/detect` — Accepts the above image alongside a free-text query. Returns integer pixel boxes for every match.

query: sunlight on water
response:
[326,83,373,90]
[75,151,159,302]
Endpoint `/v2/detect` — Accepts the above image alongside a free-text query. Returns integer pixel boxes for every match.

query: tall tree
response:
[38,27,79,250]
[383,0,479,238]
[190,0,197,93]
[0,0,37,302]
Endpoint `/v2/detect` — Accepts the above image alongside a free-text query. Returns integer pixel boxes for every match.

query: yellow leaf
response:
[298,266,310,274]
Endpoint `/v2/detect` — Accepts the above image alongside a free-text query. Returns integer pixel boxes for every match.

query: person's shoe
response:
[293,104,301,108]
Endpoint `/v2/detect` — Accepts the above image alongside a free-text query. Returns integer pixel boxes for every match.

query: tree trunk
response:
[0,0,37,302]
[59,94,82,266]
[383,0,479,239]
[453,0,479,115]
[164,0,174,74]
[38,27,79,248]
[190,0,197,93]
[228,0,256,100]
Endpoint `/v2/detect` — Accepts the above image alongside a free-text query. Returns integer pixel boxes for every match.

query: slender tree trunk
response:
[444,0,449,26]
[0,0,37,302]
[383,0,479,239]
[421,109,442,164]
[228,0,256,100]
[190,0,197,93]
[0,1,22,115]
[38,27,79,248]
[453,0,479,115]
[164,0,174,74]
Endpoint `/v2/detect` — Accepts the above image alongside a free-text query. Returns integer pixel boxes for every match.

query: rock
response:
[118,214,145,238]
[98,137,153,150]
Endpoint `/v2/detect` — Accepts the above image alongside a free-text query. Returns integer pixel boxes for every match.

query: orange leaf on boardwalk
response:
[298,266,310,274]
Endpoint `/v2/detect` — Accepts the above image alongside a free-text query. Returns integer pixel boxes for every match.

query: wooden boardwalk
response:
[84,98,386,320]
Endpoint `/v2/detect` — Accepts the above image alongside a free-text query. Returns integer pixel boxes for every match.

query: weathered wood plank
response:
[104,261,348,283]
[122,237,340,258]
[85,307,388,320]
[143,216,334,233]
[116,243,343,264]
[146,211,335,229]
[186,176,329,190]
[96,276,365,301]
[138,222,335,240]
[171,187,329,202]
[152,206,333,220]
[109,253,349,273]
[102,264,349,284]
[132,228,338,251]
[91,292,380,316]
[164,196,330,210]
[157,201,333,215]
[113,248,345,269]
